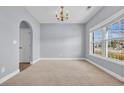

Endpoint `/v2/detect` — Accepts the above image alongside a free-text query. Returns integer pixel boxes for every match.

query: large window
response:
[90,16,124,62]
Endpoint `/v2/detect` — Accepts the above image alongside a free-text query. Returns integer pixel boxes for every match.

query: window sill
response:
[88,54,124,66]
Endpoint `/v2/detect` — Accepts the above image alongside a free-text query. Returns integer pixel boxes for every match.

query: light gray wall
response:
[0,7,40,79]
[85,6,124,77]
[40,24,84,58]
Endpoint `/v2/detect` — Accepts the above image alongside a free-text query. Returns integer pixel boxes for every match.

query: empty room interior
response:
[0,6,124,86]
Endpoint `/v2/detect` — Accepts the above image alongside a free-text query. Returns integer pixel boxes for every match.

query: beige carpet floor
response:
[2,60,124,86]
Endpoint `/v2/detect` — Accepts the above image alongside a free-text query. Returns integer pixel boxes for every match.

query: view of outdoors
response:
[108,40,124,61]
[93,30,103,56]
[93,42,102,55]
[92,19,124,62]
[107,20,124,61]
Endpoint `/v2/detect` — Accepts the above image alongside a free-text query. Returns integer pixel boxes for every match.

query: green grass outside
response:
[94,49,124,61]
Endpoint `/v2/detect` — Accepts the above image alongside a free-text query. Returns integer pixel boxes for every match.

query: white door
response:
[19,28,32,63]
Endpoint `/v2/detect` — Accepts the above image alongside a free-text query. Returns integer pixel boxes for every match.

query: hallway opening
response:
[19,21,33,71]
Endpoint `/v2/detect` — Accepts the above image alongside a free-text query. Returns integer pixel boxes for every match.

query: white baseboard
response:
[0,69,20,84]
[40,58,85,61]
[31,58,41,64]
[84,58,124,82]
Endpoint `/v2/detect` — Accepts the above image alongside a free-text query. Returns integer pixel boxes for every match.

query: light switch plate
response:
[13,40,17,44]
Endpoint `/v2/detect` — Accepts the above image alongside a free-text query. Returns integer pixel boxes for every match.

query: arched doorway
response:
[19,21,33,71]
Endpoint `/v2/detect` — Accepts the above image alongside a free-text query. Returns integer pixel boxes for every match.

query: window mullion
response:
[102,27,107,57]
[105,28,108,57]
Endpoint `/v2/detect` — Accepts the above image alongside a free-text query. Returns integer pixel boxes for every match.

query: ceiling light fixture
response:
[56,6,69,21]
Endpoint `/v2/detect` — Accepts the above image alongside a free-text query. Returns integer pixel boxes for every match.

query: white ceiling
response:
[25,6,103,23]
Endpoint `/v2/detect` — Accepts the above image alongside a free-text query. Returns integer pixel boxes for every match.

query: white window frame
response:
[89,9,124,66]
